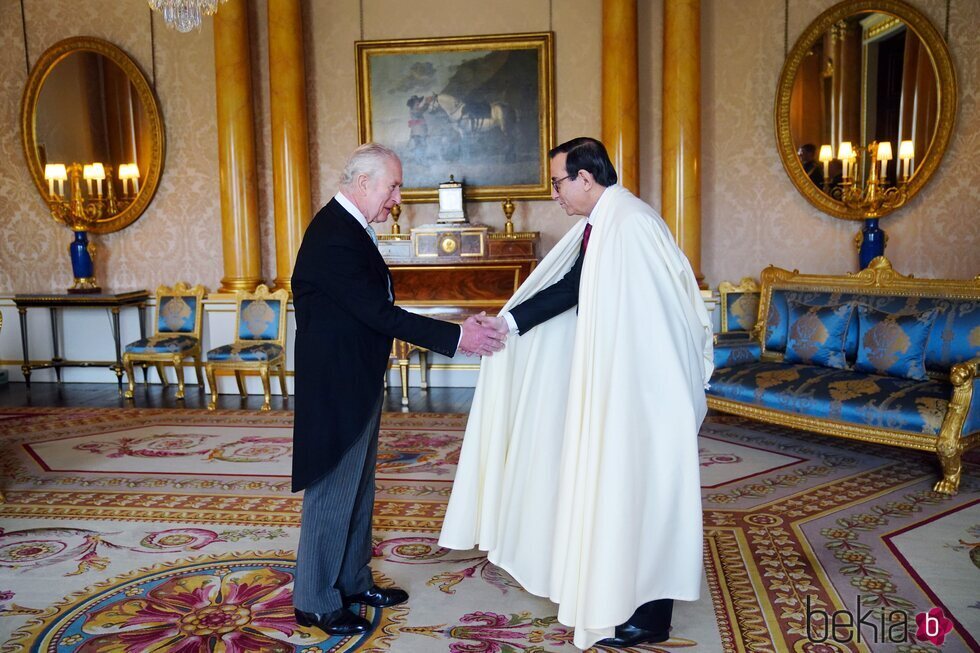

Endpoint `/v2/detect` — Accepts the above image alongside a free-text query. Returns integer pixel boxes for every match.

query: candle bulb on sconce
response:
[876,141,892,180]
[838,142,854,178]
[818,145,833,187]
[91,162,105,197]
[118,163,140,196]
[44,163,67,198]
[898,140,915,181]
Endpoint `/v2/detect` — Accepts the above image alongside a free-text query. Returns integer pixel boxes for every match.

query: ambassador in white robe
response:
[439,137,713,649]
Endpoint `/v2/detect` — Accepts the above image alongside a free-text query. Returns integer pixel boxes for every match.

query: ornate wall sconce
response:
[819,139,914,268]
[42,160,140,292]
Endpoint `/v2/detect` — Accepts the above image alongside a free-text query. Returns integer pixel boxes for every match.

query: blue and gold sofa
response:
[708,257,979,495]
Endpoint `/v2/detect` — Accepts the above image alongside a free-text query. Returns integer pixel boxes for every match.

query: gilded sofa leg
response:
[206,364,218,411]
[123,355,136,399]
[173,356,186,400]
[933,359,976,495]
[259,366,271,411]
[934,443,961,496]
[234,371,247,398]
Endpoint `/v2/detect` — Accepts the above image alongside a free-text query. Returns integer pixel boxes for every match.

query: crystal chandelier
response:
[148,0,228,33]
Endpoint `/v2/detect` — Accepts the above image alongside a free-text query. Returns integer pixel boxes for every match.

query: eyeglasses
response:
[551,174,574,192]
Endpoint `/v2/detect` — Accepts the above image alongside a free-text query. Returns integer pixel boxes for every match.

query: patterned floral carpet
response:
[0,407,976,652]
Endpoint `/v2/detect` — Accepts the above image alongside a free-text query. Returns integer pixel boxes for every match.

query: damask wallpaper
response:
[0,0,976,296]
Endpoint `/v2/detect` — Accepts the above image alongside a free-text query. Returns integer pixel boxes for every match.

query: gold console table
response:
[13,290,149,391]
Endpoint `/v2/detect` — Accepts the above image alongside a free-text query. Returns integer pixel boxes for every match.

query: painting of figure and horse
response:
[356,33,555,202]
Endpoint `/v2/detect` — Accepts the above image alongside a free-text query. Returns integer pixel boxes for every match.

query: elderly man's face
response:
[359,157,403,223]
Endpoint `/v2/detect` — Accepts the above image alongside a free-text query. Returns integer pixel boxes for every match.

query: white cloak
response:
[439,185,713,649]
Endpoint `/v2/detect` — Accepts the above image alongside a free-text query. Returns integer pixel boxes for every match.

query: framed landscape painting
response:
[355,32,555,203]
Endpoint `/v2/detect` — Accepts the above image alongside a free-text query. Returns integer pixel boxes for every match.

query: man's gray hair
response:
[339,143,399,187]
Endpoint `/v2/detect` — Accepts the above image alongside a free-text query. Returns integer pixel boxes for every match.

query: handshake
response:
[457,312,509,357]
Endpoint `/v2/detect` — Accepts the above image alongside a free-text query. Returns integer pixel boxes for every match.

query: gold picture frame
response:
[355,32,555,203]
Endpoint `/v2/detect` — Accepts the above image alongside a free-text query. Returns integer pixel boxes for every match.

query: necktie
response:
[581,222,593,255]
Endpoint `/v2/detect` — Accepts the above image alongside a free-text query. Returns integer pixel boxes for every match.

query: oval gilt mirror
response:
[775,0,955,220]
[21,37,165,233]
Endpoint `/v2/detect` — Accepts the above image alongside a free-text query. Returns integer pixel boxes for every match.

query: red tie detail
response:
[581,223,593,255]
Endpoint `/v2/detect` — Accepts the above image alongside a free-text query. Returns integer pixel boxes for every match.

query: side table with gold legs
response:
[13,290,148,392]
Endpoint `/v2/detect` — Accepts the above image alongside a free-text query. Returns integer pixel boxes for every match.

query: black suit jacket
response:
[509,249,584,334]
[290,199,460,491]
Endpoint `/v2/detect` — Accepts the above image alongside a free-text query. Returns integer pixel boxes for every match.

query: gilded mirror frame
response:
[774,0,956,221]
[20,37,165,234]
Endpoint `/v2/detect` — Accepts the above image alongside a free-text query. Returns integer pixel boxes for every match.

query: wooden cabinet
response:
[384,246,538,405]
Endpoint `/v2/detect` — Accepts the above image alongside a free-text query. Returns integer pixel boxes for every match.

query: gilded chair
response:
[716,277,761,343]
[123,282,207,400]
[205,284,289,411]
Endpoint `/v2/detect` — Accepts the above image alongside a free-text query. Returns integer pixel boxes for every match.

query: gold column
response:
[662,0,703,284]
[214,0,263,292]
[268,0,312,293]
[601,0,639,194]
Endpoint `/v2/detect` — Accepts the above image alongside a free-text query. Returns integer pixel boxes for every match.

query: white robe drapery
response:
[439,185,713,649]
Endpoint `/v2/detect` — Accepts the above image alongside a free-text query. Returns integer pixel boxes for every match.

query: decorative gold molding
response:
[774,0,956,221]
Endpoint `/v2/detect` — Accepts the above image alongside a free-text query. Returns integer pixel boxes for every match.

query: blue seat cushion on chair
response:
[207,343,283,362]
[125,335,199,354]
[784,300,855,369]
[855,306,942,381]
[708,361,954,436]
[238,299,283,341]
[157,296,198,334]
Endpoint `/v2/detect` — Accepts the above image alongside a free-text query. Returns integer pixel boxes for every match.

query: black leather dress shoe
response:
[344,585,409,608]
[596,622,670,648]
[294,608,372,636]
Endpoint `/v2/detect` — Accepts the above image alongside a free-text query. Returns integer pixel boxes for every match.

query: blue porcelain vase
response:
[68,230,99,292]
[858,218,886,269]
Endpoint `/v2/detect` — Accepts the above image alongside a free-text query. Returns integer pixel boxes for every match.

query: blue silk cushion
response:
[855,306,941,381]
[238,299,282,341]
[707,361,953,435]
[784,301,855,369]
[125,335,198,354]
[714,341,762,369]
[725,291,760,332]
[207,343,283,362]
[157,296,198,334]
